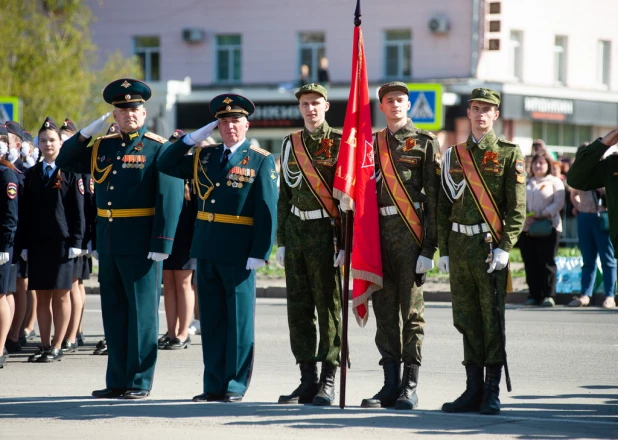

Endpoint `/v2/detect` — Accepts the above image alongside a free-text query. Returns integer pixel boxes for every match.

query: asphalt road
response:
[0,297,616,439]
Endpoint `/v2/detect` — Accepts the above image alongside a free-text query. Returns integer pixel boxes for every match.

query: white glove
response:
[0,252,9,265]
[246,258,265,270]
[91,250,99,260]
[416,255,434,274]
[333,250,345,267]
[0,141,7,156]
[25,156,36,167]
[20,142,30,157]
[147,252,169,262]
[80,248,88,256]
[438,256,449,273]
[31,147,40,161]
[487,248,509,273]
[80,112,112,138]
[7,148,18,163]
[20,249,28,261]
[68,247,82,259]
[275,246,285,267]
[60,133,70,142]
[185,120,219,146]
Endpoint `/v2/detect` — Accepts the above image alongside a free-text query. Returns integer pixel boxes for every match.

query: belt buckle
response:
[106,209,112,218]
[465,225,473,236]
[207,213,214,222]
[299,211,306,221]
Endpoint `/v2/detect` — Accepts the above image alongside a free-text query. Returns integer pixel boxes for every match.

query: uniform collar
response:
[467,129,498,150]
[304,121,330,141]
[121,124,147,143]
[222,138,246,160]
[389,119,416,141]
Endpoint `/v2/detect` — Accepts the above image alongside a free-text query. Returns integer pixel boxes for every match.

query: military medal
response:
[122,155,128,168]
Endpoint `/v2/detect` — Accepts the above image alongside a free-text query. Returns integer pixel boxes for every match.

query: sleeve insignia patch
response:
[89,179,94,194]
[516,174,526,184]
[270,169,278,180]
[78,178,85,195]
[515,160,525,174]
[7,182,17,199]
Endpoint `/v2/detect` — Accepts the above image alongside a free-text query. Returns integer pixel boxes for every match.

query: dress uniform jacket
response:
[158,137,277,397]
[0,164,19,294]
[57,125,183,392]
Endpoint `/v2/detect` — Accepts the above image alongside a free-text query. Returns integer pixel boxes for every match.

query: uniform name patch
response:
[314,159,336,167]
[397,156,419,166]
[6,182,17,199]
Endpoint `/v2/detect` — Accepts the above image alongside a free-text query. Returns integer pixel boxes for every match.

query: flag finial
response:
[354,0,361,27]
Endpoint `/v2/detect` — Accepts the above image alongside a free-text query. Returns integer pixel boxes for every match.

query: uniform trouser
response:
[448,230,507,366]
[372,215,424,366]
[284,215,341,366]
[196,259,256,396]
[99,255,161,391]
[519,229,560,302]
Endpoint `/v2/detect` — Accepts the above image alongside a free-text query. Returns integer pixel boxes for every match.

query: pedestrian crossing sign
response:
[406,84,443,131]
[0,96,20,124]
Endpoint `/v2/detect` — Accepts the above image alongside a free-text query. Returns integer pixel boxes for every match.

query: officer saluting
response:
[56,78,184,399]
[158,94,277,403]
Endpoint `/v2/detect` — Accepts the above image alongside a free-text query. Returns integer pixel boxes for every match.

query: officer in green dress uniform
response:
[277,83,343,406]
[157,93,278,403]
[56,78,184,399]
[438,88,526,415]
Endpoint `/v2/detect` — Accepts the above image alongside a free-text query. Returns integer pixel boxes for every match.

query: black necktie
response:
[221,148,231,170]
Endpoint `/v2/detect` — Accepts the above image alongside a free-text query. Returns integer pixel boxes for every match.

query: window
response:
[554,36,568,85]
[215,34,242,83]
[598,40,611,87]
[509,30,523,81]
[384,29,412,80]
[134,36,160,81]
[532,122,591,147]
[298,32,325,83]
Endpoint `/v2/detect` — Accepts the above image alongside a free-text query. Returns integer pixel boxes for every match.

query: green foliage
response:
[0,0,141,130]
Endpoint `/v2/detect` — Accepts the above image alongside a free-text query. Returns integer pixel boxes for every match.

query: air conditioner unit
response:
[182,28,205,43]
[428,16,450,34]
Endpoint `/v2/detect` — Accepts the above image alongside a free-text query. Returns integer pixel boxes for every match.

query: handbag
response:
[528,218,552,237]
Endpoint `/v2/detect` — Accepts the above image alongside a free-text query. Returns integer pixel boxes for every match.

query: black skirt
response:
[0,249,14,295]
[72,255,84,280]
[163,197,197,271]
[28,245,74,291]
[81,256,91,280]
[8,263,17,293]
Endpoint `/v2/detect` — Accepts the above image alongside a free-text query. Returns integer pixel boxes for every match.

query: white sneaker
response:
[188,320,201,335]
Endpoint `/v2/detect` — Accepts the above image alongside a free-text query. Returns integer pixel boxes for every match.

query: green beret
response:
[378,81,409,101]
[468,88,501,106]
[209,94,255,119]
[295,83,328,100]
[103,78,152,108]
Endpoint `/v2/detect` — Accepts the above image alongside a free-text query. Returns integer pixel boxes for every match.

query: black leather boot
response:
[442,364,484,413]
[479,364,502,415]
[361,359,401,408]
[278,362,319,404]
[312,363,337,406]
[395,363,419,410]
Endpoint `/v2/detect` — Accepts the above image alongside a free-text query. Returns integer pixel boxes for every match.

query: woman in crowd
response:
[519,149,565,307]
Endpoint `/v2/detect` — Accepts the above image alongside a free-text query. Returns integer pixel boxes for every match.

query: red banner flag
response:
[333,25,383,327]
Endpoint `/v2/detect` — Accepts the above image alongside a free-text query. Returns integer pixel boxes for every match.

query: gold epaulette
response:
[250,145,270,156]
[144,132,168,144]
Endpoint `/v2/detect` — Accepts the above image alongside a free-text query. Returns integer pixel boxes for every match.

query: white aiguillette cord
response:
[281,138,303,188]
[442,147,466,203]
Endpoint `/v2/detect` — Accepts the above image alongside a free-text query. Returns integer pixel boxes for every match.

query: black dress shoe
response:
[165,336,190,350]
[124,389,150,399]
[92,388,126,398]
[224,393,243,403]
[158,333,170,349]
[38,347,63,362]
[192,392,225,402]
[5,339,21,354]
[61,340,78,353]
[93,339,107,355]
[28,346,49,362]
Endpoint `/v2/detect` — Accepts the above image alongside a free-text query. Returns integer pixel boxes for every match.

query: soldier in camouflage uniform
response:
[277,83,343,406]
[439,88,526,415]
[360,82,440,410]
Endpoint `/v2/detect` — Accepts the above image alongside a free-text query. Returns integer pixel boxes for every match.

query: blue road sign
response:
[0,97,20,123]
[405,84,443,131]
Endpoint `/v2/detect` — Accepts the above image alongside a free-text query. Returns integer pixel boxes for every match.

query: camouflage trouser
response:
[284,215,342,366]
[448,229,507,366]
[372,214,425,366]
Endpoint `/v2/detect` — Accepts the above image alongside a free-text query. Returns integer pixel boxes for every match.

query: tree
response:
[0,0,141,131]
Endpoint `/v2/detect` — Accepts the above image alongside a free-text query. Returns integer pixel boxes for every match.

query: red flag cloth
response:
[333,26,383,327]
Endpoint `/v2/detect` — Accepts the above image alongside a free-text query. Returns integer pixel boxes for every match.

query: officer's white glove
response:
[438,256,449,273]
[147,252,169,262]
[416,256,434,274]
[68,247,82,259]
[7,148,19,163]
[246,258,265,270]
[20,249,28,262]
[184,120,219,146]
[80,112,112,138]
[91,250,99,260]
[20,142,30,157]
[487,248,509,273]
[0,141,8,156]
[275,247,285,267]
[60,133,70,142]
[25,156,36,167]
[333,250,345,267]
[0,252,9,265]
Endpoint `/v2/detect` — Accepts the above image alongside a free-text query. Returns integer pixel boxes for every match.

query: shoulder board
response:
[250,145,271,156]
[498,139,518,148]
[416,129,437,140]
[144,132,168,144]
[330,128,343,136]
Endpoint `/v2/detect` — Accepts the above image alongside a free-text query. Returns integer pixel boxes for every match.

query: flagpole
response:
[339,0,362,410]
